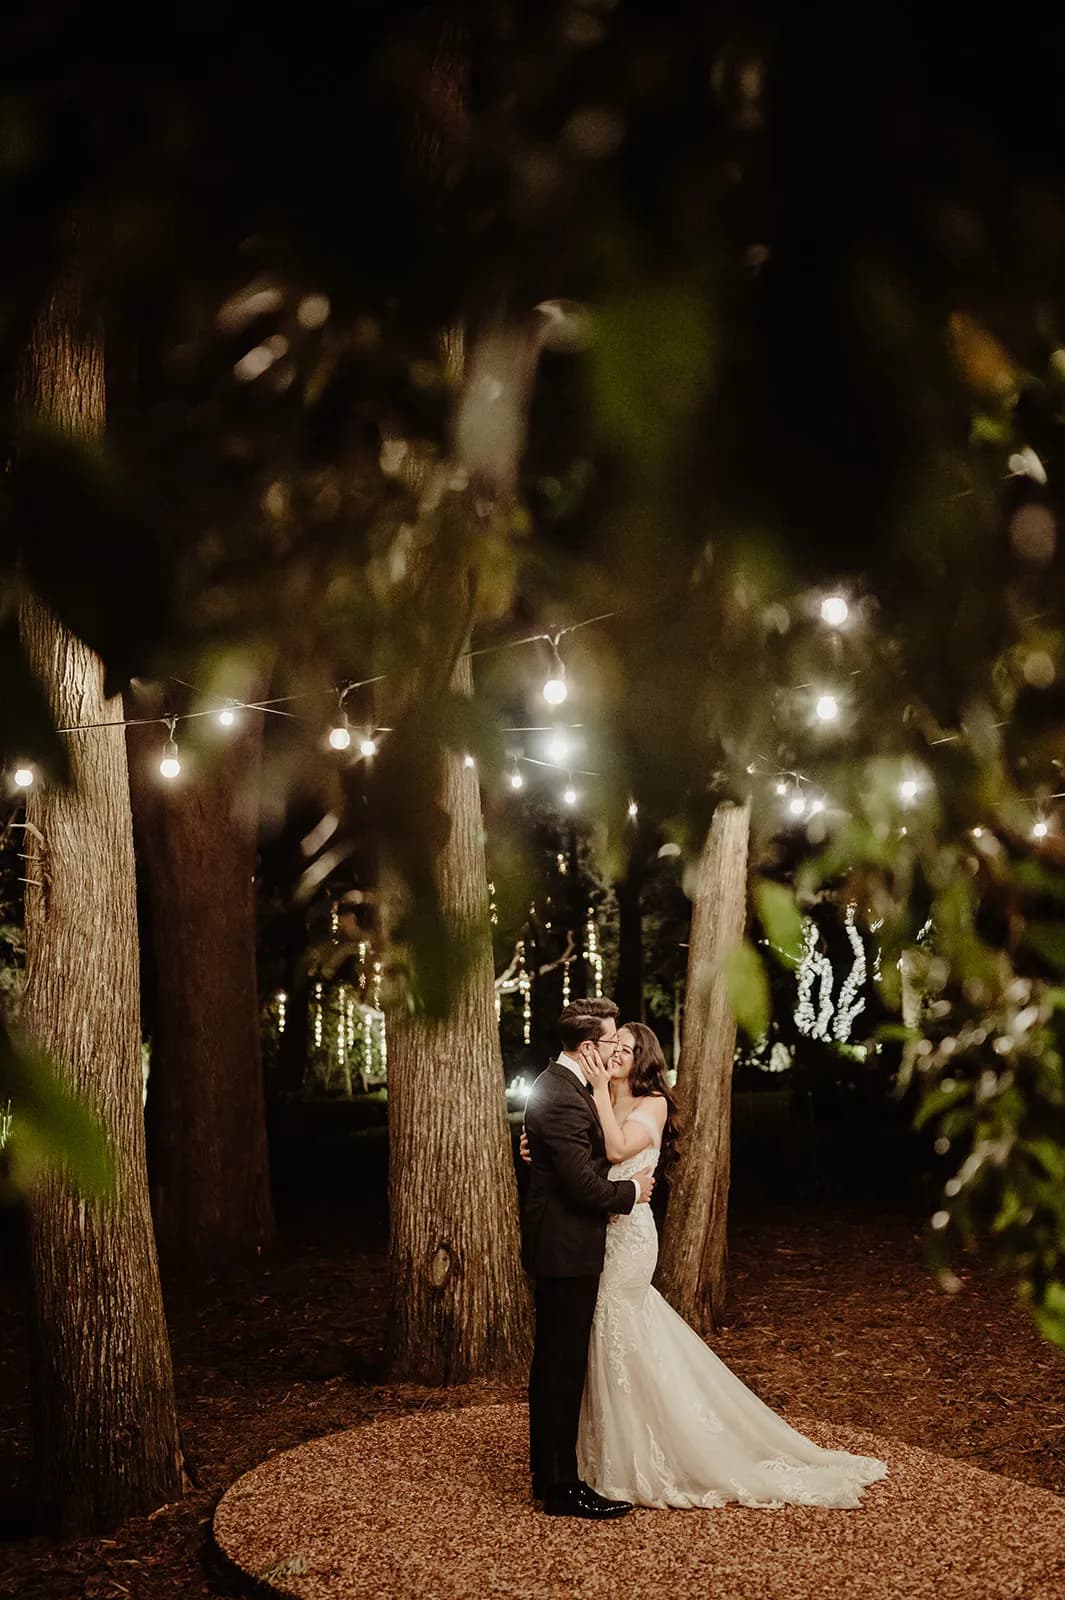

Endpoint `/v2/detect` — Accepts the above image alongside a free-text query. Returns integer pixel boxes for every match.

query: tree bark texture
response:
[614,850,645,1023]
[656,798,751,1338]
[126,691,275,1264]
[382,651,532,1383]
[17,273,185,1534]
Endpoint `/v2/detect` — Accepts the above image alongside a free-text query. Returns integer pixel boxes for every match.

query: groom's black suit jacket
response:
[521,1060,637,1278]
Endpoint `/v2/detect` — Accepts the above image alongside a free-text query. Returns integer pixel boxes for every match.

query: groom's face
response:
[590,1018,619,1071]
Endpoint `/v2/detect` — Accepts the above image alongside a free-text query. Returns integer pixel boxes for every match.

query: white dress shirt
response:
[557,1053,640,1207]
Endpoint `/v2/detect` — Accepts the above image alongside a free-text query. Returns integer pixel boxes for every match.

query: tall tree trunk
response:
[126,690,275,1264]
[17,272,186,1534]
[656,798,751,1338]
[614,848,645,1022]
[382,648,531,1383]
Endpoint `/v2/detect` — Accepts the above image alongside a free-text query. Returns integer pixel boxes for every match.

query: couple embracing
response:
[520,997,888,1519]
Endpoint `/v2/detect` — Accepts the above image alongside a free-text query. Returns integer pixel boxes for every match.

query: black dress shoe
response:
[542,1482,633,1518]
[576,1481,631,1511]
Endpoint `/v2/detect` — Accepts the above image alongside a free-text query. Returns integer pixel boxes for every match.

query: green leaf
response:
[0,1024,113,1199]
[1028,1279,1065,1348]
[1020,1138,1065,1183]
[1025,922,1065,970]
[753,879,804,964]
[723,939,770,1042]
[913,1077,972,1131]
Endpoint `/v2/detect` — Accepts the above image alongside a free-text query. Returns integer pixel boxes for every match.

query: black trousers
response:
[528,1273,600,1491]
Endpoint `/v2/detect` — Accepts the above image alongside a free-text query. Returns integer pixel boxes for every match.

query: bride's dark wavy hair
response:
[624,1021,681,1173]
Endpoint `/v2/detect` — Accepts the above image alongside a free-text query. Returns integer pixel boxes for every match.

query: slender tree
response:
[657,798,751,1336]
[16,263,186,1534]
[126,690,275,1264]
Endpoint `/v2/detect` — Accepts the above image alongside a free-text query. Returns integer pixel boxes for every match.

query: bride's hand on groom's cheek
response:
[583,1051,610,1092]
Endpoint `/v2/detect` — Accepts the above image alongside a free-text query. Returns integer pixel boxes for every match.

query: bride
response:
[577,1021,889,1510]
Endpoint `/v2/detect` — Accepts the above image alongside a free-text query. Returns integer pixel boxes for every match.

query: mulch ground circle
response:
[212,1400,1065,1600]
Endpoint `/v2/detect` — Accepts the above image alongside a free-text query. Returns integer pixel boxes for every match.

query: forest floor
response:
[1,1198,1063,1599]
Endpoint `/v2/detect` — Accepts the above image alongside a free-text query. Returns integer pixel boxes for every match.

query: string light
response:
[787,793,806,817]
[218,702,238,728]
[563,781,578,806]
[313,981,324,1049]
[899,778,920,803]
[820,595,849,627]
[276,990,287,1034]
[464,753,476,769]
[159,719,181,780]
[628,799,639,820]
[336,983,347,1070]
[815,693,840,723]
[328,712,351,751]
[1033,819,1050,839]
[518,940,532,1044]
[12,766,33,789]
[586,910,604,997]
[542,635,568,705]
[359,735,378,758]
[509,763,524,791]
[546,730,569,764]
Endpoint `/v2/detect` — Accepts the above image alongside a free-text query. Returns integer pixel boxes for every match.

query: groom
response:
[521,997,655,1518]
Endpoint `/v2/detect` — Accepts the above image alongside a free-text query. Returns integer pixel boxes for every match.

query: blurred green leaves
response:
[7,424,171,698]
[723,939,770,1042]
[0,1023,113,1200]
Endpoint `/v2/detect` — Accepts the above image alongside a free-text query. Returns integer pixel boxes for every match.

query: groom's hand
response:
[634,1167,655,1204]
[519,1127,532,1165]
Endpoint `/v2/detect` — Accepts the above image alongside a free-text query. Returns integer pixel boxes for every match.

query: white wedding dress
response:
[577,1104,889,1509]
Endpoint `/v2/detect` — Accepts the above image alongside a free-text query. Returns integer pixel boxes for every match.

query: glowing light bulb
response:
[628,800,639,819]
[788,795,806,817]
[359,737,378,758]
[1033,819,1049,839]
[160,738,181,780]
[774,781,787,796]
[815,694,840,722]
[899,779,919,801]
[820,595,849,627]
[971,827,985,839]
[463,754,476,769]
[809,797,826,814]
[218,707,237,728]
[543,675,568,706]
[546,731,569,763]
[13,766,33,789]
[328,723,351,751]
[563,785,578,806]
[509,770,524,790]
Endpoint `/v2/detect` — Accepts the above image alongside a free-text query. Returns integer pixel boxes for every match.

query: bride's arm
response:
[584,1054,662,1161]
[593,1086,652,1161]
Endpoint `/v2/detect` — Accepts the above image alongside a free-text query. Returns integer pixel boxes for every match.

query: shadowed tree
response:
[126,688,275,1265]
[15,259,186,1534]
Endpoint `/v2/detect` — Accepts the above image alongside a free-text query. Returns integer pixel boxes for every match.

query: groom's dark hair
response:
[558,996,619,1053]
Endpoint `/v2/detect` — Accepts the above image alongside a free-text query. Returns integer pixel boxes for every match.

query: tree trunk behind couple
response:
[658,798,751,1336]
